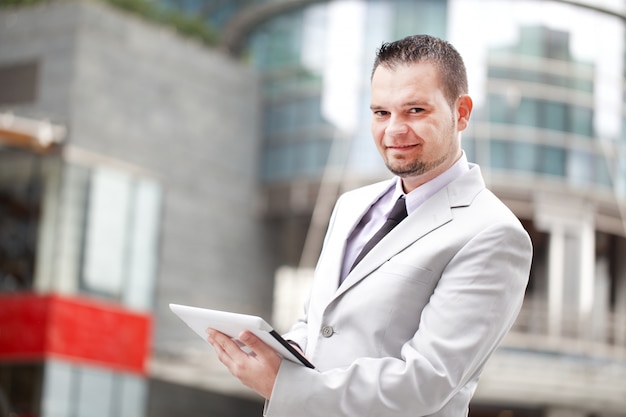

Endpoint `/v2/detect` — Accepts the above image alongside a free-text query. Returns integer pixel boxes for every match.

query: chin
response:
[388,166,424,178]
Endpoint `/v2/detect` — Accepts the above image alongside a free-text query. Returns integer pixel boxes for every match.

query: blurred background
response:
[0,0,625,416]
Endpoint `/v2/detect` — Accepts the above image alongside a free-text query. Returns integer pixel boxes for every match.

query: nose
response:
[386,115,409,136]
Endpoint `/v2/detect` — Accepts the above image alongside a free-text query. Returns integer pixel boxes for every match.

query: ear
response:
[455,94,473,132]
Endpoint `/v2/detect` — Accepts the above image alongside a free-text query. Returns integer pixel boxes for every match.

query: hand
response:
[206,328,282,399]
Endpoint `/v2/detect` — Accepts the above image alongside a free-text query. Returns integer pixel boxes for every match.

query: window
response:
[488,94,511,124]
[0,362,43,416]
[0,61,39,105]
[80,167,161,309]
[512,141,536,173]
[82,169,133,297]
[570,106,593,137]
[569,150,598,187]
[0,151,45,291]
[516,98,538,127]
[540,145,566,177]
[75,367,114,417]
[544,101,566,131]
[489,140,509,170]
[41,360,147,417]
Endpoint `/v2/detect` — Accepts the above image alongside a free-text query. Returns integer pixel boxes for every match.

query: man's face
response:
[370,61,472,192]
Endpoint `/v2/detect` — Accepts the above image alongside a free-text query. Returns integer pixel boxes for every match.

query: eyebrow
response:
[370,100,430,110]
[403,100,430,107]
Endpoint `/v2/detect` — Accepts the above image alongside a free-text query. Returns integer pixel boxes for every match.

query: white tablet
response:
[169,303,314,368]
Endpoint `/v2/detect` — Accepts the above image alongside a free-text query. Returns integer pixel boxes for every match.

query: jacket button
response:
[321,325,334,338]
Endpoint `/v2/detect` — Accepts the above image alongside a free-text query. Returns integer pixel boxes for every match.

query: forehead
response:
[370,62,443,102]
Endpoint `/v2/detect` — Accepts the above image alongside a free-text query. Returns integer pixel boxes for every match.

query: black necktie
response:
[350,196,408,271]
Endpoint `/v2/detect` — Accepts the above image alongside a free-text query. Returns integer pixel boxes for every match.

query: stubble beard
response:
[385,154,448,178]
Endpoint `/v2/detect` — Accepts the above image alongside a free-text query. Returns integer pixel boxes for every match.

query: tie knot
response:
[388,196,408,223]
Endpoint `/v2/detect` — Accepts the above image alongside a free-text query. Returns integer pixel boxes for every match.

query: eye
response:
[409,107,424,113]
[373,110,389,117]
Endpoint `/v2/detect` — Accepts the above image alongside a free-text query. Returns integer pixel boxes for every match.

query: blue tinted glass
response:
[488,94,511,124]
[517,98,537,127]
[594,154,613,188]
[490,140,510,170]
[513,142,536,173]
[544,101,566,131]
[540,145,566,176]
[570,106,593,137]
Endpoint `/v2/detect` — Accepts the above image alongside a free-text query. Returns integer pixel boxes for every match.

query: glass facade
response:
[453,0,624,196]
[248,0,447,182]
[243,0,625,202]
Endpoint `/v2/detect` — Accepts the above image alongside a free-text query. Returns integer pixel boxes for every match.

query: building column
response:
[535,193,596,340]
[614,236,626,346]
[547,223,565,337]
[577,209,596,340]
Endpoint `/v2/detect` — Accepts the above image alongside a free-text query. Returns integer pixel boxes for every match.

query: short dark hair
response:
[372,34,468,107]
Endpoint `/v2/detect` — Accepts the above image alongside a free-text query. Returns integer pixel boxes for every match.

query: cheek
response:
[410,121,441,141]
[405,124,428,142]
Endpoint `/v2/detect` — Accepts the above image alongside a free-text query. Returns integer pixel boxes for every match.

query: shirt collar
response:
[391,152,470,215]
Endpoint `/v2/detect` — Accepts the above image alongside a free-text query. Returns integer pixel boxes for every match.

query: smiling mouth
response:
[387,144,418,150]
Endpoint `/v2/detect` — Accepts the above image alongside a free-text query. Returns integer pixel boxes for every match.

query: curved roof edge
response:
[218,0,325,55]
[218,0,626,56]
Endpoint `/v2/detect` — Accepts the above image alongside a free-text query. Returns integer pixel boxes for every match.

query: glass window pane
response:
[512,142,536,172]
[516,98,537,127]
[544,101,566,131]
[124,180,161,310]
[0,362,43,417]
[117,374,146,417]
[42,361,73,417]
[568,149,591,185]
[53,163,90,294]
[594,154,613,188]
[0,151,43,291]
[489,140,509,170]
[570,106,593,137]
[542,145,566,177]
[75,367,113,417]
[488,94,510,124]
[82,168,132,297]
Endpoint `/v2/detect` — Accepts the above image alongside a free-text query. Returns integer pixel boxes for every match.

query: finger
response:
[207,329,252,361]
[207,329,234,360]
[238,331,264,352]
[239,331,281,365]
[208,329,281,399]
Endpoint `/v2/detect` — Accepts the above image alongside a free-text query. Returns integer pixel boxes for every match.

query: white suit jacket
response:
[265,164,533,417]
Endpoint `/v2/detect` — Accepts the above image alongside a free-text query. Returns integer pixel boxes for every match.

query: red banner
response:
[0,293,151,374]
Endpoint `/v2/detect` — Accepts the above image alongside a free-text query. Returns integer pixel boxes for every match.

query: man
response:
[207,34,533,416]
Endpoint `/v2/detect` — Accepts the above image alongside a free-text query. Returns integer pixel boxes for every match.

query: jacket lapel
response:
[311,180,394,302]
[334,165,485,299]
